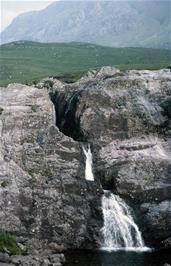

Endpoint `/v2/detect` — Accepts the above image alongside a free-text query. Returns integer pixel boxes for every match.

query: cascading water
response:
[82,144,94,181]
[101,190,148,251]
[82,145,149,251]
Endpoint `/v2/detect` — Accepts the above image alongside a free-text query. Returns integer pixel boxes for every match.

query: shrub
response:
[0,232,21,255]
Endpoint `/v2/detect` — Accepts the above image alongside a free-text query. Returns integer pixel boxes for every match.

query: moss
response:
[30,175,37,184]
[27,169,35,178]
[22,165,37,185]
[0,107,4,115]
[40,165,52,178]
[31,105,38,112]
[0,232,21,255]
[1,180,9,188]
[113,97,127,110]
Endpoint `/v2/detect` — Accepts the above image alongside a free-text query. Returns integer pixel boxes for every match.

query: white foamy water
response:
[82,144,94,181]
[101,190,150,251]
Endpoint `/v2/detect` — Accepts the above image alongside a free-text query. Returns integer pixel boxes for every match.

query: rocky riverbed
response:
[0,67,171,263]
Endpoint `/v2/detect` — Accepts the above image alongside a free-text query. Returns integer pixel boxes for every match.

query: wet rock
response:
[0,252,10,263]
[48,243,66,253]
[139,200,171,247]
[160,237,171,250]
[0,264,14,266]
[49,253,65,264]
[8,254,65,266]
[40,259,50,266]
[10,255,38,266]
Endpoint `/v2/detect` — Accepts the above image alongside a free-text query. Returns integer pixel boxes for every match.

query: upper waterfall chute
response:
[82,144,94,181]
[101,190,149,251]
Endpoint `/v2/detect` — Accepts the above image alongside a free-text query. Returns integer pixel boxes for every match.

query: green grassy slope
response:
[0,41,170,86]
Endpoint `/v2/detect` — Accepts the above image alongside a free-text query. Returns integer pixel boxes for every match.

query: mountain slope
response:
[1,0,170,48]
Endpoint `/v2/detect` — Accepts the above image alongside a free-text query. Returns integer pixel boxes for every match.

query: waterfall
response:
[82,145,149,251]
[82,144,94,181]
[101,190,149,251]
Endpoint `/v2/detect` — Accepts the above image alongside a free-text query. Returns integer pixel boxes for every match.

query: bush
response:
[0,232,21,255]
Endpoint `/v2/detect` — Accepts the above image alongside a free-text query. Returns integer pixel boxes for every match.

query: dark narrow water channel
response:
[64,249,171,266]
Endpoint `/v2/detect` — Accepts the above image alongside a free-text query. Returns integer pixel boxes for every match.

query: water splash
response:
[82,144,94,181]
[101,190,149,251]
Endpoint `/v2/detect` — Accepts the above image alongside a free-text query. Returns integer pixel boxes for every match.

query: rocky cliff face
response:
[0,84,102,254]
[0,67,171,253]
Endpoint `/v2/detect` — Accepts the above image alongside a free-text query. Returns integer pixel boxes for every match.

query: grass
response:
[0,232,21,255]
[0,41,170,86]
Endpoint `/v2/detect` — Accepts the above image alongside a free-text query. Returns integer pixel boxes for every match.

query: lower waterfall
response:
[101,190,149,251]
[82,145,149,251]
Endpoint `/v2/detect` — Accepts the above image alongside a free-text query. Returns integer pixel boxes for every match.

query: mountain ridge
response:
[1,0,170,49]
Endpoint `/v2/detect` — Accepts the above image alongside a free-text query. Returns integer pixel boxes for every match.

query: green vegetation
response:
[31,104,38,112]
[0,232,21,255]
[1,180,10,188]
[0,41,170,86]
[29,174,37,184]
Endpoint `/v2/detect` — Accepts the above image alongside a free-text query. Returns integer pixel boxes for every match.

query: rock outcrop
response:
[0,67,171,254]
[0,84,102,255]
[46,67,171,248]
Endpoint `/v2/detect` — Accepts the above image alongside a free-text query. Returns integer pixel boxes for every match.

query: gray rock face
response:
[48,67,171,248]
[0,84,102,252]
[139,201,171,246]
